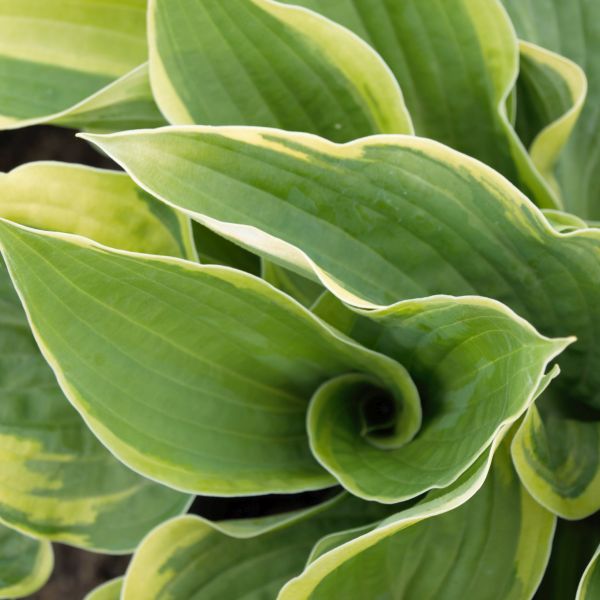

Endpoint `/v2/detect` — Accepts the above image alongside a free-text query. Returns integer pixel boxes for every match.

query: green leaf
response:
[280,435,555,600]
[0,261,191,552]
[84,577,124,600]
[0,523,52,599]
[262,261,324,308]
[84,126,600,515]
[0,0,148,130]
[282,0,563,208]
[0,164,194,550]
[542,209,589,233]
[122,494,392,600]
[54,63,167,133]
[578,546,600,600]
[0,220,427,496]
[148,0,412,140]
[0,162,195,258]
[80,127,596,397]
[502,0,600,219]
[515,41,586,199]
[512,405,600,520]
[306,297,567,503]
[0,218,567,505]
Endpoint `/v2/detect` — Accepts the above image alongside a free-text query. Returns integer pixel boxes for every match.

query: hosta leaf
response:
[502,0,600,219]
[0,162,194,258]
[283,0,564,208]
[53,63,166,133]
[0,221,426,496]
[84,577,124,600]
[578,546,600,600]
[0,0,148,130]
[0,220,567,504]
[512,405,600,520]
[516,42,586,198]
[148,0,412,139]
[300,432,523,566]
[262,261,324,308]
[306,297,567,502]
[0,164,194,551]
[122,495,391,600]
[542,209,589,233]
[86,127,600,515]
[0,523,52,599]
[280,436,554,600]
[0,261,191,552]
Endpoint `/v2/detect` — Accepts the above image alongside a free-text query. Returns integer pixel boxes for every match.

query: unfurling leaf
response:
[0,221,567,506]
[85,126,599,516]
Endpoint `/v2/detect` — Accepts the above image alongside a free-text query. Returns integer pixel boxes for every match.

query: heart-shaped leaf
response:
[0,220,424,495]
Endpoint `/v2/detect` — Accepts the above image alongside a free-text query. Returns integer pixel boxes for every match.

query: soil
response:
[0,125,334,599]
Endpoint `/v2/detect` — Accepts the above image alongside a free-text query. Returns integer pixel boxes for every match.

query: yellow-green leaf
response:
[84,577,124,600]
[121,495,393,600]
[0,219,567,507]
[54,63,166,133]
[0,0,148,130]
[0,162,194,258]
[0,164,193,551]
[578,546,600,600]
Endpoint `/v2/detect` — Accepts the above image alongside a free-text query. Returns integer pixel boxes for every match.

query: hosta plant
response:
[0,0,598,598]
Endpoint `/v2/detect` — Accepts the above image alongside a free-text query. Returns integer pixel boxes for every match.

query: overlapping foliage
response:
[0,1,598,598]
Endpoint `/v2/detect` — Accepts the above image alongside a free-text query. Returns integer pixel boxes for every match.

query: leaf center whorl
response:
[307,366,422,467]
[359,383,397,441]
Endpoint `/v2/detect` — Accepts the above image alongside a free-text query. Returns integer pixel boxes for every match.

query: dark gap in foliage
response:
[27,544,129,600]
[0,125,119,172]
[540,387,600,422]
[359,382,396,439]
[534,511,600,600]
[190,486,342,521]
